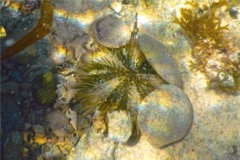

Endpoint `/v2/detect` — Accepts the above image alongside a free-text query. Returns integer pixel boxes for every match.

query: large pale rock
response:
[91,14,131,48]
[137,84,193,148]
[138,33,183,88]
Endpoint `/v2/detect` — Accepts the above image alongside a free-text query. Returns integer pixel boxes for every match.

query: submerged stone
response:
[107,110,132,143]
[47,110,69,138]
[137,84,193,148]
[138,33,183,88]
[91,14,131,48]
[11,45,38,64]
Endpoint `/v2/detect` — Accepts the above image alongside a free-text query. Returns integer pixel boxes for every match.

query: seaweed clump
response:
[174,0,240,94]
[174,0,229,47]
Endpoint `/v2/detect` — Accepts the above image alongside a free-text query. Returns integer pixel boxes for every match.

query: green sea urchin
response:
[75,16,167,142]
[75,14,192,146]
[76,36,166,140]
[76,41,166,114]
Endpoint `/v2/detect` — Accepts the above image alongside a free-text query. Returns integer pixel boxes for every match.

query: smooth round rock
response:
[91,14,131,48]
[137,84,193,148]
[138,33,183,88]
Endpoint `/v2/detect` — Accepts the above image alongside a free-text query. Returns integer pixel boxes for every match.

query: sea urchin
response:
[74,14,192,146]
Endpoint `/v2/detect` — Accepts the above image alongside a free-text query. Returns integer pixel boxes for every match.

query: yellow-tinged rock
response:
[0,26,6,38]
[22,147,29,159]
[34,135,47,145]
[22,131,34,145]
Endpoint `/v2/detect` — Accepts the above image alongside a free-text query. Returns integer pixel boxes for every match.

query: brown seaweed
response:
[175,0,240,94]
[174,0,229,47]
[0,0,53,61]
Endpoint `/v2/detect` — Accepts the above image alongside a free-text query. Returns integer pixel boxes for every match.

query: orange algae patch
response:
[0,0,53,61]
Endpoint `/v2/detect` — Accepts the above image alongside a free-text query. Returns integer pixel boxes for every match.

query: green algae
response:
[32,71,58,106]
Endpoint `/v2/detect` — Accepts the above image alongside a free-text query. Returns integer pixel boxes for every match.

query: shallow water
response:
[1,0,240,159]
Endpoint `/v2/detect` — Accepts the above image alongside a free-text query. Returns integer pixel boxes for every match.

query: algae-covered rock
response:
[32,71,58,106]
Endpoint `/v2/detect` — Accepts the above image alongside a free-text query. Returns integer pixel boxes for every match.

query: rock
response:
[71,127,116,160]
[109,0,122,13]
[137,84,193,148]
[11,45,38,64]
[77,114,92,130]
[42,142,66,160]
[22,99,31,117]
[66,108,78,130]
[1,81,18,95]
[56,78,76,104]
[24,122,32,130]
[218,72,235,88]
[138,33,183,88]
[220,145,240,160]
[47,109,70,138]
[50,47,67,65]
[19,83,32,91]
[33,124,46,137]
[3,131,24,160]
[107,110,132,143]
[91,14,131,48]
[1,94,25,141]
[19,83,32,99]
[64,124,76,134]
